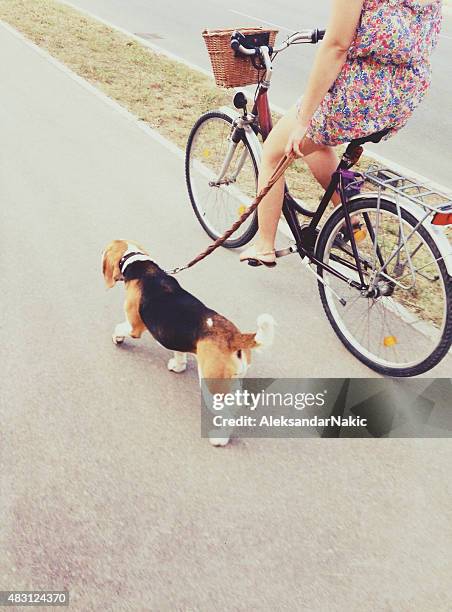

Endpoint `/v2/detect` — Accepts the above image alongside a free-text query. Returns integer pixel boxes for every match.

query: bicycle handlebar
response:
[314,29,326,43]
[230,38,255,55]
[230,28,325,56]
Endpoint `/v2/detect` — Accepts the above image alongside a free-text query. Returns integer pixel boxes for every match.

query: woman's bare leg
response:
[246,105,341,257]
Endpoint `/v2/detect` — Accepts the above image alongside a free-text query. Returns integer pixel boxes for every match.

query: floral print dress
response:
[307,0,443,145]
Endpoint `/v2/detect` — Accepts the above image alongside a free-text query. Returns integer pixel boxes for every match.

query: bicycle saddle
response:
[349,128,392,147]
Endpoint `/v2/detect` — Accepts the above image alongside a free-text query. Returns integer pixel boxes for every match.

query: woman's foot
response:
[239,244,276,268]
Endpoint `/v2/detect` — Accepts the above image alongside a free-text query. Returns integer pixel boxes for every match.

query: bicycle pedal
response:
[275,245,298,258]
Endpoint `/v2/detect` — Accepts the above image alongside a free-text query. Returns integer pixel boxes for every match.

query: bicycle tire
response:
[185,111,258,249]
[315,197,452,377]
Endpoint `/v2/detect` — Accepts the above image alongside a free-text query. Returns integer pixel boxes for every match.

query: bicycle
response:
[185,28,452,377]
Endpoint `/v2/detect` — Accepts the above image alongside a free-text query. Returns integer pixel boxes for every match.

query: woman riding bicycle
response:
[240,0,443,267]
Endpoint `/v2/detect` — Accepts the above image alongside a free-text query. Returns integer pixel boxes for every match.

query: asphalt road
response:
[65,0,452,188]
[1,23,452,612]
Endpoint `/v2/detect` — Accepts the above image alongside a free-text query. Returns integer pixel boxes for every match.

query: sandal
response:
[239,245,277,268]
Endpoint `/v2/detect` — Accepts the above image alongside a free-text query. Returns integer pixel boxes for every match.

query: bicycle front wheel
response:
[185,111,259,248]
[316,198,452,377]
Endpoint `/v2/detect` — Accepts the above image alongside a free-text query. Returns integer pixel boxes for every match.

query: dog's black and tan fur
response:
[102,240,274,381]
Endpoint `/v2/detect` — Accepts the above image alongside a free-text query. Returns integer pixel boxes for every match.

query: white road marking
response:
[228,9,294,32]
[229,8,452,41]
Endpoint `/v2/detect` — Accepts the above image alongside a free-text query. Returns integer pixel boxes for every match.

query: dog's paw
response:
[112,335,125,345]
[209,436,230,447]
[167,357,187,373]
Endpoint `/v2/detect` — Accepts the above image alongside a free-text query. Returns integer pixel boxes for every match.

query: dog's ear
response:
[102,252,120,288]
[102,241,126,288]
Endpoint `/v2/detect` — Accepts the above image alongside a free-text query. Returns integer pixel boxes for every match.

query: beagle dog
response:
[102,240,274,442]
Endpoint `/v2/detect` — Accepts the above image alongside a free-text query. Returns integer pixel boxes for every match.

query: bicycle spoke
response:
[320,203,449,372]
[188,115,258,243]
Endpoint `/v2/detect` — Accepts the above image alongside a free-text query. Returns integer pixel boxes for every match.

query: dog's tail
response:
[235,313,275,351]
[255,313,275,349]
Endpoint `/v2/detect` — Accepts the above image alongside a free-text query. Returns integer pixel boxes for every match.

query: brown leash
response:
[168,152,295,275]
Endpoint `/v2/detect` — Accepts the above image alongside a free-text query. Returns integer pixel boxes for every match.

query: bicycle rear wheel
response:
[185,111,258,248]
[316,198,452,377]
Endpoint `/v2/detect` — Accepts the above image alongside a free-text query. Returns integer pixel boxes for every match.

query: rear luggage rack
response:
[363,165,452,215]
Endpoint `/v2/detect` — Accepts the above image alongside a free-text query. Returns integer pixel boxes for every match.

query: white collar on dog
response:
[119,245,151,274]
[120,253,151,274]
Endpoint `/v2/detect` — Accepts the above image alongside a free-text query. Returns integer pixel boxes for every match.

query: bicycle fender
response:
[349,192,452,276]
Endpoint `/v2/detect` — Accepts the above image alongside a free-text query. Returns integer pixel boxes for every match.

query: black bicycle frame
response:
[253,84,369,292]
[282,143,367,290]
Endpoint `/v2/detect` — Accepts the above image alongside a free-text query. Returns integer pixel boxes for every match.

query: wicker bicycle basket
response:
[202,27,278,88]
